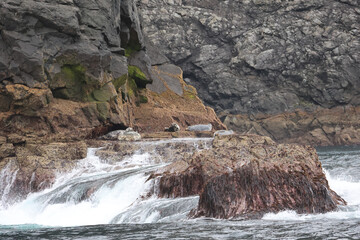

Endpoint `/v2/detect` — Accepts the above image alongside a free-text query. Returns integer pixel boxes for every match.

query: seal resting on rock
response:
[164,123,181,132]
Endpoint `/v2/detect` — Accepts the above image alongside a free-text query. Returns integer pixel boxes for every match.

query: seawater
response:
[0,141,359,239]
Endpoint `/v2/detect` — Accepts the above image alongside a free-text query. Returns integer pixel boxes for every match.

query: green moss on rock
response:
[124,42,142,57]
[128,66,152,88]
[92,83,117,102]
[127,78,137,97]
[112,74,128,92]
[52,64,101,102]
[96,102,110,121]
[139,95,148,103]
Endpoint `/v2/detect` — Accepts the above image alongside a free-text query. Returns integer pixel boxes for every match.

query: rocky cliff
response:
[0,0,225,197]
[139,0,360,145]
[0,0,224,143]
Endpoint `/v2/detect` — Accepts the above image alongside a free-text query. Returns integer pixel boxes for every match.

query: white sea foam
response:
[263,169,360,221]
[0,148,155,227]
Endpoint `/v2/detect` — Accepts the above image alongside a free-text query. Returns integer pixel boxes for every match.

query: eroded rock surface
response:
[0,141,87,205]
[225,106,360,146]
[139,0,360,145]
[152,134,346,219]
[0,0,224,144]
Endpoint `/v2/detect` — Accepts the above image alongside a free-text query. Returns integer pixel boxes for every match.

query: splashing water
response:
[0,142,359,239]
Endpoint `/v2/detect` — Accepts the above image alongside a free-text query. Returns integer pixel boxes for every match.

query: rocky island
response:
[0,0,356,220]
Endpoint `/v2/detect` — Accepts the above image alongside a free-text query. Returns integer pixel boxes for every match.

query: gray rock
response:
[139,0,360,115]
[187,124,212,132]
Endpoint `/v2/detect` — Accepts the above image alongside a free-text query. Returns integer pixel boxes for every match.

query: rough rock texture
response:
[139,0,360,145]
[0,141,87,205]
[0,0,225,204]
[152,134,346,219]
[92,137,212,165]
[225,105,360,146]
[0,0,224,144]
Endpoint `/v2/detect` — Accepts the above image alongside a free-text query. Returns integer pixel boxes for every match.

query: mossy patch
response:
[128,66,152,88]
[52,64,87,101]
[96,102,110,121]
[183,85,198,99]
[139,95,148,104]
[124,42,142,57]
[127,77,137,97]
[112,74,128,92]
[92,83,117,102]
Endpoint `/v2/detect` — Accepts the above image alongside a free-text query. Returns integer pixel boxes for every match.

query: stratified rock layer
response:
[139,0,360,145]
[153,134,346,219]
[224,106,360,146]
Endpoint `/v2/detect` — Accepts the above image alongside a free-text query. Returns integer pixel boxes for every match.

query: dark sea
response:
[0,140,359,240]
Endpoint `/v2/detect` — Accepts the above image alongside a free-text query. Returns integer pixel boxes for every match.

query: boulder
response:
[152,134,346,219]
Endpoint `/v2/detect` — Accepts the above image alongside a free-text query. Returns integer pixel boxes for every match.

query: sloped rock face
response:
[153,134,346,219]
[139,0,360,145]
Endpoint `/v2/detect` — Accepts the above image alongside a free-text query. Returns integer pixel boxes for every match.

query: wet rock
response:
[187,124,212,132]
[153,134,346,219]
[0,143,15,159]
[94,137,212,164]
[0,141,87,204]
[165,123,180,132]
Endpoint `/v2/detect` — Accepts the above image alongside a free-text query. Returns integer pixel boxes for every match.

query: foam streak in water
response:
[0,160,19,208]
[0,148,157,227]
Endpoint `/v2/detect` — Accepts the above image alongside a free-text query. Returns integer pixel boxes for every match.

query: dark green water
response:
[0,145,359,239]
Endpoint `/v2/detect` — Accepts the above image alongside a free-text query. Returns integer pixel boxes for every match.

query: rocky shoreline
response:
[0,0,355,219]
[150,134,346,219]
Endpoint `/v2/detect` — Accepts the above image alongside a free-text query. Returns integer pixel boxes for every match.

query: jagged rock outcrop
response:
[0,0,225,201]
[152,134,346,219]
[0,0,224,144]
[139,0,360,145]
[0,141,87,205]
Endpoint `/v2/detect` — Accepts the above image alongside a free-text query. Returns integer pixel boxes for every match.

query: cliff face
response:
[0,0,225,197]
[139,0,360,145]
[0,0,224,143]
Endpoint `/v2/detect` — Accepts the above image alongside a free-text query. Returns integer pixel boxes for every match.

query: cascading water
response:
[0,140,359,239]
